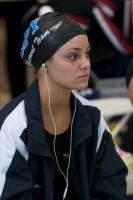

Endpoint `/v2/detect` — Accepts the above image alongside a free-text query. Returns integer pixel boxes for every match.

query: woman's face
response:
[46,35,91,91]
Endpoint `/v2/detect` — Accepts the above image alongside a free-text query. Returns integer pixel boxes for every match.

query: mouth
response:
[78,74,89,80]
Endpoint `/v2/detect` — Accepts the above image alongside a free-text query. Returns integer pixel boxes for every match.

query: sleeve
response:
[0,124,33,200]
[90,127,128,200]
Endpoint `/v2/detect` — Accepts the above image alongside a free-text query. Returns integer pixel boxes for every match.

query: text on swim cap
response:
[34,30,50,45]
[27,45,35,66]
[21,20,63,66]
[33,21,63,46]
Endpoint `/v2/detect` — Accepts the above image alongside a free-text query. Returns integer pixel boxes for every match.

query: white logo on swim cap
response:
[50,21,63,32]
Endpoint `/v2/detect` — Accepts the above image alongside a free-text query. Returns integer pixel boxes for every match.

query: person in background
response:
[126,59,133,105]
[0,0,36,98]
[38,0,133,78]
[0,12,127,199]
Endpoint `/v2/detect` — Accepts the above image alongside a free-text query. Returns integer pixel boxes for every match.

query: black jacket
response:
[0,80,127,200]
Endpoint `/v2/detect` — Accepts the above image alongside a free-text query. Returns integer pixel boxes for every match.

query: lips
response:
[78,74,89,79]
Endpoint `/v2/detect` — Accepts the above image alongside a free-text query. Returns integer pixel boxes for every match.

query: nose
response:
[79,56,91,70]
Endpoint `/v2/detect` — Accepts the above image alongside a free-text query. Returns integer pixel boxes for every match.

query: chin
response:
[75,83,88,91]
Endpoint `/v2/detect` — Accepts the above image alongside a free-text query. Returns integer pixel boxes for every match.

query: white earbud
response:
[41,62,47,69]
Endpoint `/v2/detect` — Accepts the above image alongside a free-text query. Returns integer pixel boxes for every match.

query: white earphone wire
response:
[44,67,77,200]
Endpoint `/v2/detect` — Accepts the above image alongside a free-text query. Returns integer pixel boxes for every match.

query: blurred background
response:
[0,0,133,198]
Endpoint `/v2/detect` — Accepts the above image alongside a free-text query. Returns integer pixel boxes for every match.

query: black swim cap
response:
[20,12,86,68]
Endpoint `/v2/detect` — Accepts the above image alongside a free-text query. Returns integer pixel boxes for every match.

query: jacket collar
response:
[71,94,93,148]
[25,80,93,156]
[25,80,51,157]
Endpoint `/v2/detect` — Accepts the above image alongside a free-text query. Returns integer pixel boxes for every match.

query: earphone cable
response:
[44,68,77,199]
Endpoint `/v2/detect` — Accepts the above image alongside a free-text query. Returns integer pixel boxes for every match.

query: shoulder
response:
[0,93,27,131]
[73,90,101,117]
[73,91,110,148]
[0,93,28,163]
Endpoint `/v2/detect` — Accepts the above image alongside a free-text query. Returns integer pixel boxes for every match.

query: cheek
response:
[49,63,75,83]
[54,61,75,77]
[56,68,75,83]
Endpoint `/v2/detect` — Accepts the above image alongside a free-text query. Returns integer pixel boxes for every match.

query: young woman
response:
[0,12,127,200]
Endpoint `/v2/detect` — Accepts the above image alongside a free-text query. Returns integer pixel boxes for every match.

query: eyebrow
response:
[65,46,91,52]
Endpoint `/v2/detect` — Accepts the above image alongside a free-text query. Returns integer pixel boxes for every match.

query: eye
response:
[85,50,91,59]
[68,53,78,61]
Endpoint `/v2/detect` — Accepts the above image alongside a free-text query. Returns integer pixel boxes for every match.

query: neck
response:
[38,73,72,134]
[38,71,72,111]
